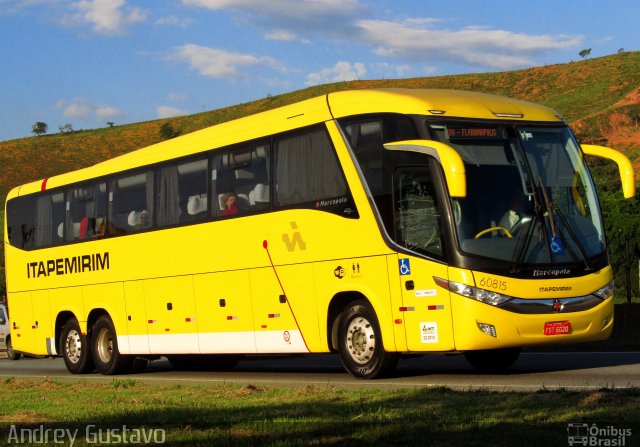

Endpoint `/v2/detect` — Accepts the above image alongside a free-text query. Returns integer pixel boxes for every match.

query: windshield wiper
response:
[510,177,551,272]
[544,194,593,271]
[537,175,593,271]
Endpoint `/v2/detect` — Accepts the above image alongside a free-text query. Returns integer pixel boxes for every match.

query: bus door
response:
[393,165,455,351]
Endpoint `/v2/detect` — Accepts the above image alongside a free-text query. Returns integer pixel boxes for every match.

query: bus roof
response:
[7,88,563,199]
[328,88,562,122]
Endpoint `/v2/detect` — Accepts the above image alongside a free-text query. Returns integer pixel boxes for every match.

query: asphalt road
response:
[1,351,639,390]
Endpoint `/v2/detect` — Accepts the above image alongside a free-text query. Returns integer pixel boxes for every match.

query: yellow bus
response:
[3,89,636,378]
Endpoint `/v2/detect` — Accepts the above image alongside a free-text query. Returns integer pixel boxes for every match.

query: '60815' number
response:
[478,276,507,292]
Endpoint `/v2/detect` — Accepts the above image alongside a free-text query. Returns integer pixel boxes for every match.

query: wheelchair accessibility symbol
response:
[399,258,411,276]
[550,236,565,254]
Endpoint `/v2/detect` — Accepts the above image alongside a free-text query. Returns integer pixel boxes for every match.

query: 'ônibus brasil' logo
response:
[26,252,110,279]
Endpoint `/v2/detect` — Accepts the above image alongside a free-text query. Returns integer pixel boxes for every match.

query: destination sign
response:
[446,125,506,140]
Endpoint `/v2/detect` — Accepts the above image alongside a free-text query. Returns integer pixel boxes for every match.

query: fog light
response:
[602,314,612,328]
[477,322,497,337]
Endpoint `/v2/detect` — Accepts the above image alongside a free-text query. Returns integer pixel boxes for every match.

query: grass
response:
[0,378,638,446]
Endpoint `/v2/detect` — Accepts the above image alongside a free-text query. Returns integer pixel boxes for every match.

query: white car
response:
[0,303,20,360]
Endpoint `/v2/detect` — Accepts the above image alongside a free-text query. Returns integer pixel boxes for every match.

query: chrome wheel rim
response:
[346,316,375,364]
[95,327,113,364]
[65,329,83,364]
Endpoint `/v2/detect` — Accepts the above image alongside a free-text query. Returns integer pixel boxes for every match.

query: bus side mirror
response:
[384,140,467,198]
[581,144,636,199]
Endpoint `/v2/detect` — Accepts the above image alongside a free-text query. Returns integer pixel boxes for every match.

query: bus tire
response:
[92,315,133,375]
[337,300,398,379]
[463,348,521,372]
[60,317,94,374]
[6,336,21,360]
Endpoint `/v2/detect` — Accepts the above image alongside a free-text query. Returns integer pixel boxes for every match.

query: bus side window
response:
[66,182,107,241]
[7,196,36,250]
[274,128,348,212]
[158,157,208,226]
[108,171,154,235]
[34,192,65,248]
[393,164,445,259]
[211,143,270,217]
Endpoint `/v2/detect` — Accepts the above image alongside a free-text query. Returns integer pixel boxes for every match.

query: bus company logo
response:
[26,252,110,279]
[282,221,306,252]
[532,268,571,277]
[334,266,345,279]
[539,286,572,293]
[567,423,632,446]
[315,196,348,208]
[552,299,565,313]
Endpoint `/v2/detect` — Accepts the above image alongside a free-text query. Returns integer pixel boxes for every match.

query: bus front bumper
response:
[451,294,614,351]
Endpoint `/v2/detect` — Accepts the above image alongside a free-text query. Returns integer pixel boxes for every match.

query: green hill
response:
[1,51,640,297]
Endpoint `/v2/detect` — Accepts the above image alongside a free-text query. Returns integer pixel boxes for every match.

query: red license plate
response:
[544,321,571,336]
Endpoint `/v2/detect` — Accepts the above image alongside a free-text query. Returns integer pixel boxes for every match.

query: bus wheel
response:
[337,300,398,379]
[6,336,21,360]
[463,348,521,372]
[92,315,133,375]
[60,318,94,374]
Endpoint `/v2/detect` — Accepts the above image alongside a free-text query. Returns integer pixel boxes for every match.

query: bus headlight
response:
[434,277,512,306]
[594,280,614,300]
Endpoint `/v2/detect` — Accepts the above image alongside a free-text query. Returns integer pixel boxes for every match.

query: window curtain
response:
[35,195,53,247]
[157,165,180,226]
[144,171,155,228]
[276,130,345,206]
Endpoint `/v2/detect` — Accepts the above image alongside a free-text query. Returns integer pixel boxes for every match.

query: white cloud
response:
[181,0,363,37]
[57,98,91,118]
[95,105,122,120]
[56,98,122,120]
[265,29,297,42]
[170,44,283,79]
[69,0,146,35]
[306,61,366,86]
[155,15,194,27]
[356,19,582,70]
[168,92,188,102]
[157,106,187,119]
[181,0,361,18]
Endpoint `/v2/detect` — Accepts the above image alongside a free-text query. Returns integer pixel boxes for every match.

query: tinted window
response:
[158,157,208,226]
[274,128,355,217]
[108,170,154,235]
[66,182,108,241]
[7,196,36,250]
[34,192,66,248]
[394,165,444,258]
[211,143,270,217]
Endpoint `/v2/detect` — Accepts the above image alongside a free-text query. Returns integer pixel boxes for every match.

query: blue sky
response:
[0,0,637,142]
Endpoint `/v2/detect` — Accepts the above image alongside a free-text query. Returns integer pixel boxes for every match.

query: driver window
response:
[394,165,444,258]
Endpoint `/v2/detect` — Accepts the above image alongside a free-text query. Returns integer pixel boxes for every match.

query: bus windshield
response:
[429,123,605,266]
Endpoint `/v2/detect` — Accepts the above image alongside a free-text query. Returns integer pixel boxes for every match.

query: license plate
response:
[544,321,571,335]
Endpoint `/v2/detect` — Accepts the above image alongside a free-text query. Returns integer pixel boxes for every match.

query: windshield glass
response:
[429,123,605,266]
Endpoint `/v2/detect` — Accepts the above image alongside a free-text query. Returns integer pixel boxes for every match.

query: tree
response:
[579,48,592,59]
[107,122,115,127]
[31,122,48,136]
[159,122,180,140]
[58,123,74,134]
